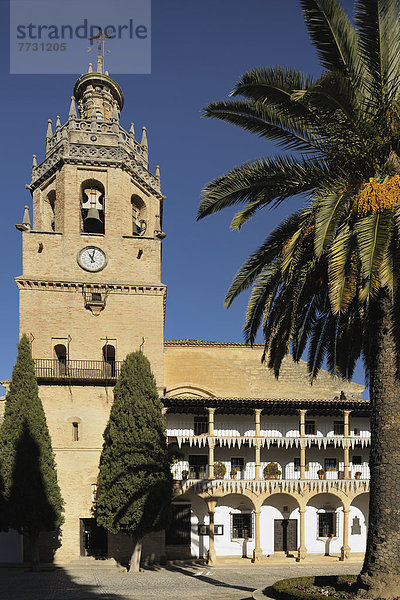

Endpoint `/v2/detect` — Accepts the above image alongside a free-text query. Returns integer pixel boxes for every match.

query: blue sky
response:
[0,0,366,395]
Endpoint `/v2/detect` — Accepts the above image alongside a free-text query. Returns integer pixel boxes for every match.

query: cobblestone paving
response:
[0,560,363,600]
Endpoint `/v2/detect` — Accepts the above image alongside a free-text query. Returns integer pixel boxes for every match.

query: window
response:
[318,512,336,537]
[324,458,337,471]
[72,422,79,441]
[231,457,244,478]
[352,455,362,465]
[294,458,301,471]
[194,416,208,435]
[91,293,102,302]
[188,455,208,479]
[333,421,344,435]
[231,513,252,539]
[305,420,316,435]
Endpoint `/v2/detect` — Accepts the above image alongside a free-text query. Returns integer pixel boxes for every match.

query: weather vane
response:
[88,28,112,72]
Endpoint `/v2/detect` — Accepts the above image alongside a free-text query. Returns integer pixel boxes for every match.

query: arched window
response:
[131,195,147,236]
[102,344,116,377]
[54,344,67,376]
[81,180,105,234]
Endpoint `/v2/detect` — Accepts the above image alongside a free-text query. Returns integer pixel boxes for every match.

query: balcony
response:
[171,463,370,496]
[34,359,122,382]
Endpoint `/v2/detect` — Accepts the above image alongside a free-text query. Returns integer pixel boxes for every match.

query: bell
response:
[84,208,103,233]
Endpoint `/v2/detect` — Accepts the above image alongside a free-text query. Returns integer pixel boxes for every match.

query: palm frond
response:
[225,209,313,306]
[199,156,335,219]
[356,0,400,109]
[327,223,353,313]
[314,187,352,257]
[301,0,362,83]
[203,99,321,151]
[354,210,393,301]
[231,65,314,103]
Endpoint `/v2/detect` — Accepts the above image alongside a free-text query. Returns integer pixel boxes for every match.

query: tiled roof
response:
[162,395,371,414]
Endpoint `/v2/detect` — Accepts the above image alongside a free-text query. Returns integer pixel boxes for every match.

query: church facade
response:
[1,60,371,565]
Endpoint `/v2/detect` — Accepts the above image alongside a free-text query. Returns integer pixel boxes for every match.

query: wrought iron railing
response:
[34,359,122,381]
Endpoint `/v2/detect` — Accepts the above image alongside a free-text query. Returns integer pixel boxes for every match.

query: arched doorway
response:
[102,344,116,377]
[261,493,300,556]
[54,344,67,376]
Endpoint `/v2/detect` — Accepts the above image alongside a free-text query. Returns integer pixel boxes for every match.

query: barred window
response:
[318,513,336,537]
[231,513,252,539]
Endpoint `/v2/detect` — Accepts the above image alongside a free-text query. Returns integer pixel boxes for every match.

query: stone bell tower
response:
[15,57,166,562]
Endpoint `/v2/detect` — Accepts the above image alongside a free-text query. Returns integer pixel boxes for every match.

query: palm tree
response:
[198,0,400,596]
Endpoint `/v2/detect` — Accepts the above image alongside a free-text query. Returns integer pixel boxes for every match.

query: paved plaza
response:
[0,559,363,600]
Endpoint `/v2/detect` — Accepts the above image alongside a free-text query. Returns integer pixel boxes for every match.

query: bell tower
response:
[15,57,166,561]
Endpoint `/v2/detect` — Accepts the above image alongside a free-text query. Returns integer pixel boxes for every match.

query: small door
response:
[274,519,297,552]
[80,518,108,557]
[165,504,191,546]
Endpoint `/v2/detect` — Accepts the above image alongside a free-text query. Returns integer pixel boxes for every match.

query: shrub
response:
[272,575,358,600]
[263,462,281,479]
[214,461,226,478]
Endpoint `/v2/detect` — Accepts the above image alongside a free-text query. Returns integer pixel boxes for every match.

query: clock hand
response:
[89,250,96,262]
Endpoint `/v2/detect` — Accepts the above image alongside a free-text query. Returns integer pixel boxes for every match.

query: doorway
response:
[274,519,298,552]
[80,518,108,557]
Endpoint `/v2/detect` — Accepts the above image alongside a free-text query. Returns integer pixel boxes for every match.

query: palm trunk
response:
[30,534,40,573]
[359,291,400,598]
[129,536,142,573]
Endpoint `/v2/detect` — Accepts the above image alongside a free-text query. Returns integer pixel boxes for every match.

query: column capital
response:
[298,409,307,416]
[254,408,262,415]
[207,407,216,414]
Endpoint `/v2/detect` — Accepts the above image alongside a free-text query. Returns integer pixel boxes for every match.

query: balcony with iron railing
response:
[34,359,122,382]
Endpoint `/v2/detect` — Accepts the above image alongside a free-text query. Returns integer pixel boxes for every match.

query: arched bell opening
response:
[81,180,105,234]
[131,194,147,236]
[46,189,56,232]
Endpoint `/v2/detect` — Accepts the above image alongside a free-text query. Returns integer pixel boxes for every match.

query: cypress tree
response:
[0,334,64,571]
[96,351,172,572]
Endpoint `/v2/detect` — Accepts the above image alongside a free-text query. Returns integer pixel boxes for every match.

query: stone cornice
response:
[15,277,167,296]
[30,143,162,198]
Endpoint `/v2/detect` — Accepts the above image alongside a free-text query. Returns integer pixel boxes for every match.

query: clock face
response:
[78,247,107,272]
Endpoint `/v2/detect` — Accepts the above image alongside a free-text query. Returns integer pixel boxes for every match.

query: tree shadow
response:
[7,424,61,565]
[0,566,130,600]
[162,564,255,593]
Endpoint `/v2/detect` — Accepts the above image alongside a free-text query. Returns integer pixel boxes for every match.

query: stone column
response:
[299,409,307,480]
[254,409,262,480]
[252,509,263,562]
[343,410,351,480]
[207,501,217,564]
[208,408,216,479]
[297,508,307,561]
[340,508,351,560]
